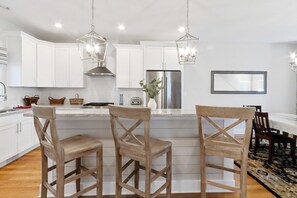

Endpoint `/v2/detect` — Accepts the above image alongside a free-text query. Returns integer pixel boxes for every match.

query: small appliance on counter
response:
[130,97,141,105]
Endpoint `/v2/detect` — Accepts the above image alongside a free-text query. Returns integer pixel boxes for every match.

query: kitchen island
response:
[27,107,235,196]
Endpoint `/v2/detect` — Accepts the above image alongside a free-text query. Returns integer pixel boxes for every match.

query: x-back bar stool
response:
[32,105,103,198]
[109,105,172,198]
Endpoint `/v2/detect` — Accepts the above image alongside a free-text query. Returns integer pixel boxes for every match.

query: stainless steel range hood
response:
[85,61,115,76]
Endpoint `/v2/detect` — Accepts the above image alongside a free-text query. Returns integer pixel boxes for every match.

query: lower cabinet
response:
[0,119,18,163]
[17,115,35,153]
[0,112,38,167]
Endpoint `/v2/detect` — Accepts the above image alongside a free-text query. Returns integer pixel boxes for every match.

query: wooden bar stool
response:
[109,105,172,198]
[196,105,255,198]
[32,105,103,198]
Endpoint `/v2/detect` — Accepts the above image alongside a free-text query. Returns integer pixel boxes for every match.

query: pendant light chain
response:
[186,0,189,33]
[91,0,95,31]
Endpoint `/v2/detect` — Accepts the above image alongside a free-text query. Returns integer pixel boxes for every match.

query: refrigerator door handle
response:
[161,77,165,108]
[164,76,167,108]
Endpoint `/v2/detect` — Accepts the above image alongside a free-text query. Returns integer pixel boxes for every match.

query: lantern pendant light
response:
[77,0,107,63]
[289,52,297,72]
[176,0,199,65]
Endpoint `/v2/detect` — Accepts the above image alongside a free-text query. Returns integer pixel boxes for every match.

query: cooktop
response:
[81,102,114,109]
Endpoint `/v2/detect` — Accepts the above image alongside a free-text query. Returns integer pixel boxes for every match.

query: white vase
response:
[147,98,157,110]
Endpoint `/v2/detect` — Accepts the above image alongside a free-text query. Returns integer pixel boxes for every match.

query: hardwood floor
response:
[0,148,275,198]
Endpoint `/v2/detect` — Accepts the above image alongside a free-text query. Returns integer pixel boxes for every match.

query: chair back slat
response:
[109,105,151,154]
[253,112,271,135]
[32,105,62,159]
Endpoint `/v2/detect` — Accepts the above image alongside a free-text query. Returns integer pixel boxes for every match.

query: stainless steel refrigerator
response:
[146,70,181,109]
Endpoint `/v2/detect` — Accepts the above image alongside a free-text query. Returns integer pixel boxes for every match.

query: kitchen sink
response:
[0,109,18,114]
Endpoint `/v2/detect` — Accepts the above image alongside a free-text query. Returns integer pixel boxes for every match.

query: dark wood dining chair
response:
[243,105,262,149]
[253,112,296,165]
[109,105,172,198]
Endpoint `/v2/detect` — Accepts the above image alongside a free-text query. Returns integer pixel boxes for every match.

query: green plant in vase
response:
[139,79,163,109]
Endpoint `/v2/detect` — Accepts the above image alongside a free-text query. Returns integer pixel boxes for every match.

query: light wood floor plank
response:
[0,148,275,198]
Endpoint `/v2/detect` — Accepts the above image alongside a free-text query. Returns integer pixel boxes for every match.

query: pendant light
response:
[176,0,199,65]
[289,52,297,72]
[77,0,107,63]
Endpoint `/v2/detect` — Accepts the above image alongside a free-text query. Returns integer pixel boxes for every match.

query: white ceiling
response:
[1,0,297,43]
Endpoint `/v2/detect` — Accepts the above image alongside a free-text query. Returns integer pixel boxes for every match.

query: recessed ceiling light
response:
[178,27,186,32]
[54,22,63,29]
[118,24,126,30]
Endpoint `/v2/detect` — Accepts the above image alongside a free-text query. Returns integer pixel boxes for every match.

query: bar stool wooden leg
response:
[56,163,65,198]
[200,148,206,198]
[166,149,172,198]
[240,160,248,198]
[145,160,151,198]
[97,148,103,198]
[76,158,81,193]
[116,150,122,198]
[41,153,48,198]
[134,161,140,190]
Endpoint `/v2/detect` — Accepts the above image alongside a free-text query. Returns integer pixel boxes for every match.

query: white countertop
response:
[23,105,197,119]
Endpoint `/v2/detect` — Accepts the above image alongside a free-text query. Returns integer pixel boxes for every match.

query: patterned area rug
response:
[238,143,297,198]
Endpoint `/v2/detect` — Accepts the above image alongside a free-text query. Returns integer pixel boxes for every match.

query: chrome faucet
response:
[0,81,7,101]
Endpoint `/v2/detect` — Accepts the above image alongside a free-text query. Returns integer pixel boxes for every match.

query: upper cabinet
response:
[5,32,37,87]
[143,46,181,71]
[115,45,143,88]
[4,31,84,88]
[37,41,55,87]
[55,44,84,88]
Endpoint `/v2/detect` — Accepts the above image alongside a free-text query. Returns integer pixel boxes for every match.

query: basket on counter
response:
[69,94,84,105]
[23,95,39,106]
[48,97,66,105]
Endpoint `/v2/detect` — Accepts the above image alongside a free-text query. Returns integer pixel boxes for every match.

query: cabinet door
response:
[116,48,130,88]
[55,48,69,87]
[143,47,163,70]
[37,42,55,87]
[130,48,143,88]
[21,37,37,86]
[163,47,181,71]
[0,124,18,163]
[69,48,84,87]
[18,118,34,153]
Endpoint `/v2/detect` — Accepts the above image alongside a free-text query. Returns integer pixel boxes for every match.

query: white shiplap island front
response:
[28,107,235,196]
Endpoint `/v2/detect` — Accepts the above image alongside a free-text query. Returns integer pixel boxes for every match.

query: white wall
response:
[0,32,296,113]
[183,42,296,113]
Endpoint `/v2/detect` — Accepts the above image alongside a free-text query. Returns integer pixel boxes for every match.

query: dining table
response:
[269,113,297,136]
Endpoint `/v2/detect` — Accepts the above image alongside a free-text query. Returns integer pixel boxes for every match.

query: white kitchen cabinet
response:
[0,112,37,167]
[17,115,35,153]
[37,41,55,87]
[115,45,143,88]
[5,31,37,87]
[55,44,84,88]
[0,114,18,163]
[143,47,181,71]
